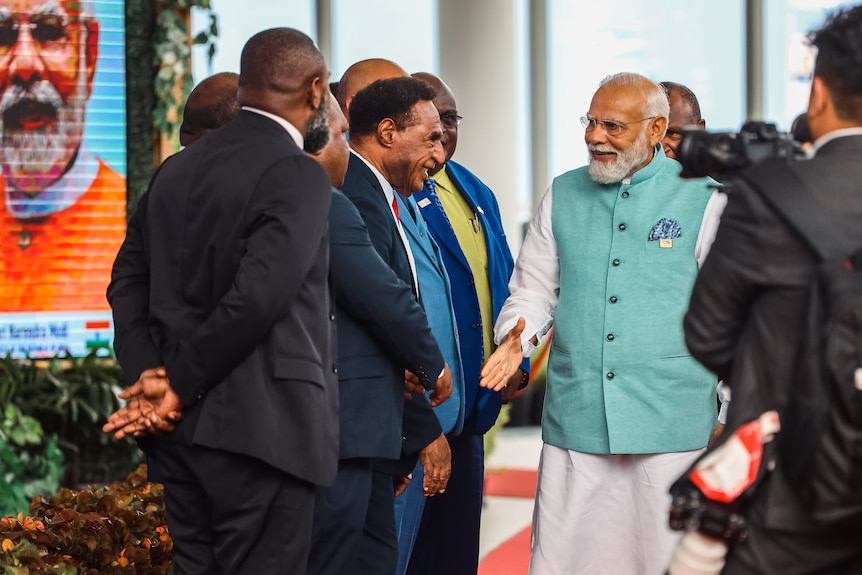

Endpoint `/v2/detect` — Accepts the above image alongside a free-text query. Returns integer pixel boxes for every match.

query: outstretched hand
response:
[102,367,184,439]
[480,317,526,392]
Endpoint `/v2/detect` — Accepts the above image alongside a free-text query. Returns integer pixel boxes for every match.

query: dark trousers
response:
[357,469,399,575]
[406,421,485,575]
[155,440,315,575]
[307,458,373,575]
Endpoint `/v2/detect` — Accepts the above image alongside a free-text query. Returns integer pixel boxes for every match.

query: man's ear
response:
[83,18,99,97]
[309,75,325,111]
[808,75,830,119]
[649,116,668,147]
[377,118,396,147]
[697,119,706,129]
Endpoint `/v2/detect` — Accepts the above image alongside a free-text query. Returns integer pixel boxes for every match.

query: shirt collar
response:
[350,148,395,208]
[241,106,304,149]
[810,127,862,157]
[5,145,99,219]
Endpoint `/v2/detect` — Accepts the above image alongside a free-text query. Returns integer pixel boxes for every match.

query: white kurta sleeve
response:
[494,185,560,357]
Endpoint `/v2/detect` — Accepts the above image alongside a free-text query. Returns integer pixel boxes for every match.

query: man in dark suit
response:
[305,94,451,575]
[103,28,336,575]
[682,6,862,573]
[340,76,451,574]
[404,72,528,575]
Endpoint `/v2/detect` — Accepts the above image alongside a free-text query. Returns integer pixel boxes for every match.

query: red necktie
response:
[392,197,399,220]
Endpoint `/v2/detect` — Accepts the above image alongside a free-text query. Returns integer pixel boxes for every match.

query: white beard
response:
[588,128,650,185]
[0,80,85,194]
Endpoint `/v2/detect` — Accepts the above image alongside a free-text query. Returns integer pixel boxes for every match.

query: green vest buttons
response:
[606,334,615,341]
[621,191,630,198]
[612,259,621,266]
[606,372,615,379]
[618,223,627,231]
[609,296,618,303]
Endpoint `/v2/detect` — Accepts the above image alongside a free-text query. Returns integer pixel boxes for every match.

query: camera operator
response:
[680,5,862,574]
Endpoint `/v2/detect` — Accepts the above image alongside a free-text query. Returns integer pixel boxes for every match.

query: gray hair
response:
[599,72,670,120]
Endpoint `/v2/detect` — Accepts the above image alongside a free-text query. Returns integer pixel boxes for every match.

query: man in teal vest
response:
[481,72,726,574]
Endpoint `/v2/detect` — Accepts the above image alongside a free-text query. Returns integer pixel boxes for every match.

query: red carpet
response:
[478,468,538,574]
[478,525,532,575]
[484,468,538,498]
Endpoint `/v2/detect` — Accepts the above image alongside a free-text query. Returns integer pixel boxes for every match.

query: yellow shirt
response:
[432,167,494,361]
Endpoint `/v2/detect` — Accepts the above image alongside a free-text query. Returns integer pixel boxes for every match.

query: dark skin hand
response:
[102,367,183,439]
[405,363,452,407]
[501,368,528,404]
[420,433,451,496]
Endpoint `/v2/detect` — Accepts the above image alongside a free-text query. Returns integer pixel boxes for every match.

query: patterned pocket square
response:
[648,218,682,241]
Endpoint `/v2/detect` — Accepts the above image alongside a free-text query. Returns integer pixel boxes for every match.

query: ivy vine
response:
[153,0,218,142]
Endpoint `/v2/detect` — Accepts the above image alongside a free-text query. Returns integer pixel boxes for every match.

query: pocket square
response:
[648,218,682,241]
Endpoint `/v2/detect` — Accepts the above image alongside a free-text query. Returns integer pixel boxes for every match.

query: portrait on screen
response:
[0,0,126,314]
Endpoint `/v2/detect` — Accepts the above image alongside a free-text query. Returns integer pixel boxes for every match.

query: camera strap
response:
[740,159,855,261]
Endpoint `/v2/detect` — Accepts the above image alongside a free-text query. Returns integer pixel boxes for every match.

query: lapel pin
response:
[417,198,432,208]
[660,238,673,248]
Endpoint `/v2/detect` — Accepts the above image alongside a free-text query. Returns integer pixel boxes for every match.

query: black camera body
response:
[675,121,804,179]
[668,479,749,544]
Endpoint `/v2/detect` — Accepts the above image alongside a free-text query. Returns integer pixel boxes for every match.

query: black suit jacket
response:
[108,111,339,486]
[329,188,444,460]
[684,135,862,570]
[340,153,443,474]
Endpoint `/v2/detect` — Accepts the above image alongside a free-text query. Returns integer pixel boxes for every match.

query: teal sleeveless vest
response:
[546,147,717,454]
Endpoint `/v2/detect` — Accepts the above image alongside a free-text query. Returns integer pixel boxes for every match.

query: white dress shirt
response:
[350,149,419,297]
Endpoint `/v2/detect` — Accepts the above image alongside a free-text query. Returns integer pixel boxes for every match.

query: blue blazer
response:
[397,194,465,436]
[413,161,528,434]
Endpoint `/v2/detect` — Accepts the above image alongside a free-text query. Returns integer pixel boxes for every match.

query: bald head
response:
[180,72,240,147]
[336,59,408,119]
[237,27,330,152]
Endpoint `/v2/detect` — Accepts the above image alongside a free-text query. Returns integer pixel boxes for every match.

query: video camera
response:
[675,121,806,179]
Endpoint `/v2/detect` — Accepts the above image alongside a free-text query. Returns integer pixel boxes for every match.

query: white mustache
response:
[1,81,63,117]
[588,144,618,154]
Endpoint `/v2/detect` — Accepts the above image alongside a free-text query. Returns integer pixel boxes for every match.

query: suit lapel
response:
[398,195,446,277]
[414,179,472,274]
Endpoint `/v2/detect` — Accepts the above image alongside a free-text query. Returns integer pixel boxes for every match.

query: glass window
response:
[191,1,315,82]
[547,0,745,177]
[330,0,437,78]
[763,0,856,130]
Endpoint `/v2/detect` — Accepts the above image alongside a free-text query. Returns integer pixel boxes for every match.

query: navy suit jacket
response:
[414,161,528,434]
[341,152,443,474]
[329,189,444,460]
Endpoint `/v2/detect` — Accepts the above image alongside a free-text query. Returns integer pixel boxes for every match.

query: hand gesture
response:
[429,363,452,407]
[102,367,184,439]
[404,370,425,400]
[480,317,526,392]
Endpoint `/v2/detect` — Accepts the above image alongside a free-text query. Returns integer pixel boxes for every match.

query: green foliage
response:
[0,354,143,490]
[0,404,64,517]
[0,466,172,574]
[154,0,219,142]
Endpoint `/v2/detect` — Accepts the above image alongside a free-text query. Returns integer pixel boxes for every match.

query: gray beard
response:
[588,129,650,185]
[303,99,331,155]
[0,81,85,194]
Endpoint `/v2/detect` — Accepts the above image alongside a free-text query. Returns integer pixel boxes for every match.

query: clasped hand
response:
[102,367,184,439]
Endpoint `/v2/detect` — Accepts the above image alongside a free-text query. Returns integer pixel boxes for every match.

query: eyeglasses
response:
[0,12,72,55]
[580,115,657,136]
[439,112,463,128]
